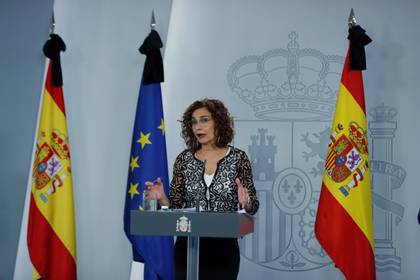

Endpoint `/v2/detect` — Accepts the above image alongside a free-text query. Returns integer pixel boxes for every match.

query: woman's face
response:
[191,107,216,146]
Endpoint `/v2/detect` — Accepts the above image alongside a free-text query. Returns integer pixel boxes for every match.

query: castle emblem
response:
[325,122,368,196]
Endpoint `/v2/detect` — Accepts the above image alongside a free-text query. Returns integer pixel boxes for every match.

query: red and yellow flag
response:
[27,61,77,280]
[315,49,376,279]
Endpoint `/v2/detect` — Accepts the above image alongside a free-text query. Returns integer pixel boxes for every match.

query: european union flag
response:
[124,30,174,280]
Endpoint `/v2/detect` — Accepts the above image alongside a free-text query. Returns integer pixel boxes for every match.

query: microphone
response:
[195,183,200,212]
[232,146,238,177]
[195,159,206,212]
[232,147,243,211]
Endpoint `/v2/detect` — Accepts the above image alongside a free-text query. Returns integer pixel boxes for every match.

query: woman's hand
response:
[144,177,170,207]
[236,178,250,210]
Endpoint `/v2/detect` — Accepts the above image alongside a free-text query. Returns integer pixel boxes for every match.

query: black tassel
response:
[43,34,66,87]
[347,25,372,70]
[138,30,164,84]
[418,209,420,225]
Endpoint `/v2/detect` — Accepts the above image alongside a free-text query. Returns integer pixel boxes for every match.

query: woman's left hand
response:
[236,178,250,209]
[144,177,170,207]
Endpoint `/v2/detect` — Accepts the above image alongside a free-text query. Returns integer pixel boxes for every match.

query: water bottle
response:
[142,190,157,211]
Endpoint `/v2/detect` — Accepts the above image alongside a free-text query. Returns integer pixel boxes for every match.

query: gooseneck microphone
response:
[195,159,206,212]
[195,182,200,213]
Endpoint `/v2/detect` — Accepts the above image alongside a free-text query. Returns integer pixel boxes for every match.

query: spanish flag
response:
[27,34,77,280]
[315,25,375,280]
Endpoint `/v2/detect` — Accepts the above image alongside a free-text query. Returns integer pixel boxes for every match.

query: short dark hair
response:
[181,99,234,152]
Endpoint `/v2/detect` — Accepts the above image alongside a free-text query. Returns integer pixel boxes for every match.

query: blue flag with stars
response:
[123,80,174,280]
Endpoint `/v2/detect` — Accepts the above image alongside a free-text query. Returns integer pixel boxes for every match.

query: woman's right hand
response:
[144,177,170,207]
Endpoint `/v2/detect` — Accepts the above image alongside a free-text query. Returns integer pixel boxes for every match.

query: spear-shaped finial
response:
[150,10,156,30]
[348,8,357,27]
[51,11,56,34]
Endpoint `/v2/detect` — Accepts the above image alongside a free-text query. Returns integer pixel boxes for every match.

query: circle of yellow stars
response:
[127,119,166,201]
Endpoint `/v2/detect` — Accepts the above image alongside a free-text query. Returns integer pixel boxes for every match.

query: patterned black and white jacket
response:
[168,146,259,215]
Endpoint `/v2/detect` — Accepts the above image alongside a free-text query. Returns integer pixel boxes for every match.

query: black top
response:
[168,146,259,215]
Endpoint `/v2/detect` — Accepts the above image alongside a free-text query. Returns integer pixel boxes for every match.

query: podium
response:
[130,210,254,280]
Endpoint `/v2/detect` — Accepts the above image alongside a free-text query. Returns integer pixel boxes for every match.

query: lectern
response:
[130,210,254,280]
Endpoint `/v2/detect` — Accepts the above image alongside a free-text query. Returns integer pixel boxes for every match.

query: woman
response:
[145,98,259,280]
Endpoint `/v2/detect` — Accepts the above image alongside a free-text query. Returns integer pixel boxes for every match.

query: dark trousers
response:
[174,237,240,280]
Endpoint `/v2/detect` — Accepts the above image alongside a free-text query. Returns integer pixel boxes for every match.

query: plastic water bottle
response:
[142,191,157,211]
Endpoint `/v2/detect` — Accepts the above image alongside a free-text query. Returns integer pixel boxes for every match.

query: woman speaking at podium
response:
[145,98,259,280]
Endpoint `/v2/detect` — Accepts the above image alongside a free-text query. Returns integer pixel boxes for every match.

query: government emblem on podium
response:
[176,216,191,233]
